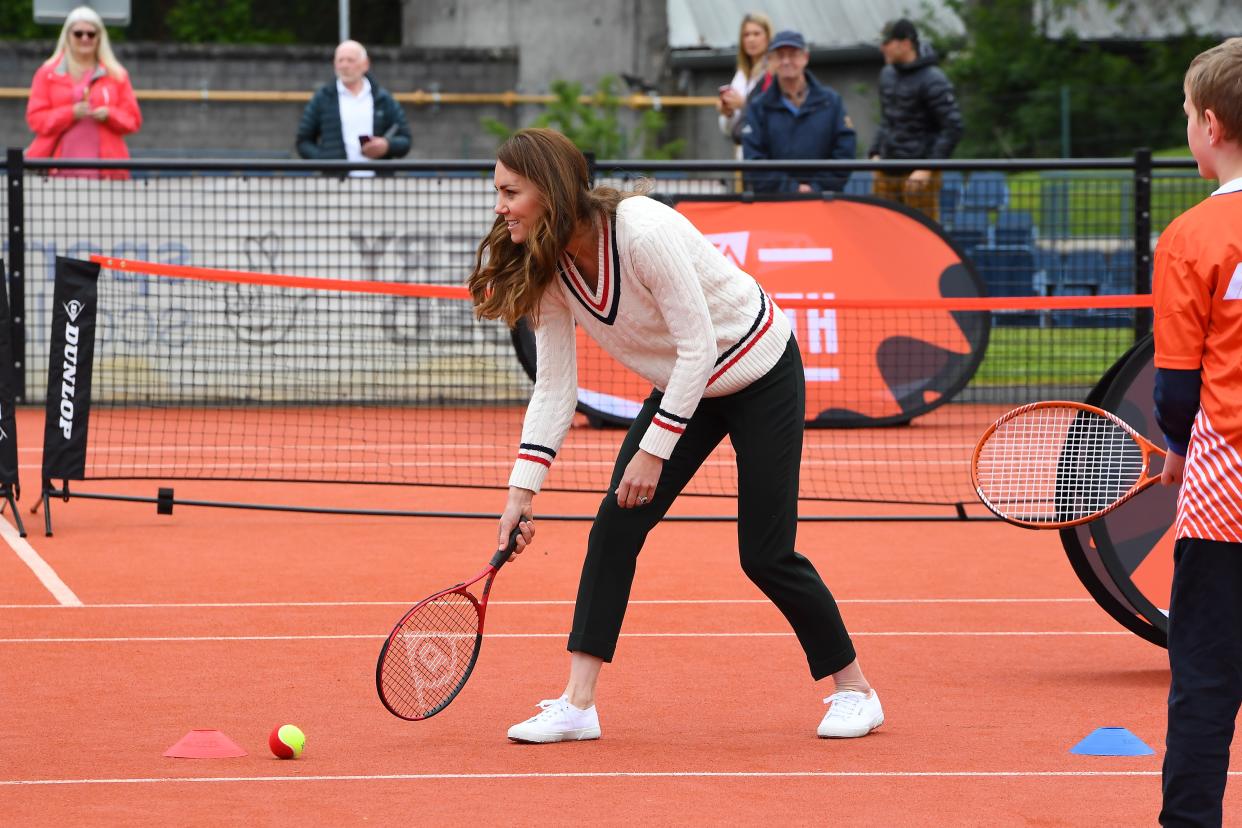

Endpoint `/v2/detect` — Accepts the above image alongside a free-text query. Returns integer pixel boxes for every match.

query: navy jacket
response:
[741,71,856,193]
[296,74,412,160]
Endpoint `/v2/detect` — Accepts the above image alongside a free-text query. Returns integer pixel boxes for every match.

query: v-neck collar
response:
[559,212,621,325]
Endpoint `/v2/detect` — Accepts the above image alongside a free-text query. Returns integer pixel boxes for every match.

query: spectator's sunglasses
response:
[71,29,98,40]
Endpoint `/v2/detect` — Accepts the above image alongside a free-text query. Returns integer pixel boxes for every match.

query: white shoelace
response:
[822,691,866,719]
[529,697,569,722]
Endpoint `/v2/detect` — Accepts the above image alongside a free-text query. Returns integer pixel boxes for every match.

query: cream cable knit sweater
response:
[509,195,792,493]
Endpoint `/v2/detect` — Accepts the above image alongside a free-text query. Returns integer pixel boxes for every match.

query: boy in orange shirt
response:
[1152,37,1242,827]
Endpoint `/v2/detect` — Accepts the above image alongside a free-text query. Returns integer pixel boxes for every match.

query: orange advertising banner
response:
[565,196,988,426]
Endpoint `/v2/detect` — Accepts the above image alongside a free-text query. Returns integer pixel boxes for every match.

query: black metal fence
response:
[3,149,1208,405]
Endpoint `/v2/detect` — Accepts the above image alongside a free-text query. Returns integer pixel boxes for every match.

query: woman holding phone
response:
[716,12,773,158]
[25,5,142,179]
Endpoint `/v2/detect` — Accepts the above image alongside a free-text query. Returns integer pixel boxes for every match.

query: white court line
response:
[0,769,1191,786]
[0,597,1093,609]
[0,631,1128,644]
[0,518,81,607]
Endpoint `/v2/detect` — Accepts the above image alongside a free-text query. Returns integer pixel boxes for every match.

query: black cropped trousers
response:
[567,336,857,680]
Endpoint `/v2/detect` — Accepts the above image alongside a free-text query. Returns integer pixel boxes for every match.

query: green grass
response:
[973,326,1138,387]
[1004,155,1214,238]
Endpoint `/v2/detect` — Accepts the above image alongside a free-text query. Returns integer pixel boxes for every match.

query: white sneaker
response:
[817,690,884,738]
[507,696,601,743]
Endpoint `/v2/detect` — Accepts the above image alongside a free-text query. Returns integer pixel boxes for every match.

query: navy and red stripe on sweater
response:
[509,196,792,493]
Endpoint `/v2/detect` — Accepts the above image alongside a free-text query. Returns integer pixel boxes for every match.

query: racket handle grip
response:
[488,523,526,570]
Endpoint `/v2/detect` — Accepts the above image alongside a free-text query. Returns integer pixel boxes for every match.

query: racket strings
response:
[380,591,481,719]
[976,406,1146,524]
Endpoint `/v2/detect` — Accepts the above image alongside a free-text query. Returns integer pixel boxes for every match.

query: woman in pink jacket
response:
[26,5,142,180]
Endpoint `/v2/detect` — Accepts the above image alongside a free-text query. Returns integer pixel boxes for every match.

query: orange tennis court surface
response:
[0,408,1226,826]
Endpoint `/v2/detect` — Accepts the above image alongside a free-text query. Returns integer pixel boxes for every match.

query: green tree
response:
[935,0,1216,157]
[483,76,685,161]
[0,0,63,39]
[164,0,291,43]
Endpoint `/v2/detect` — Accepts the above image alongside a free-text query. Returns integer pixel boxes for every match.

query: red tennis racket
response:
[972,401,1166,529]
[376,524,525,721]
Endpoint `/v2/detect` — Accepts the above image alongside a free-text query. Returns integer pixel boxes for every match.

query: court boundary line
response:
[0,630,1129,644]
[0,519,81,607]
[0,597,1094,609]
[0,769,1196,786]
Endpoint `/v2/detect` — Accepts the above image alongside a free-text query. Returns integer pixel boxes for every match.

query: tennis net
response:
[39,255,1147,510]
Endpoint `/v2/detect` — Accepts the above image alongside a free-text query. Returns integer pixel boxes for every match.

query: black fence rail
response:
[3,149,1206,405]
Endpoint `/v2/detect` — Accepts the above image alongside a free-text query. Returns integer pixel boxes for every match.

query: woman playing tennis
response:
[468,127,882,742]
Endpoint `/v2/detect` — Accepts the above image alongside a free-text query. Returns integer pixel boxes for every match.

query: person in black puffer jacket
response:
[868,19,963,221]
[296,40,411,175]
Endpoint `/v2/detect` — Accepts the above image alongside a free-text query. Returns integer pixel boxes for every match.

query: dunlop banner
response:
[42,257,99,483]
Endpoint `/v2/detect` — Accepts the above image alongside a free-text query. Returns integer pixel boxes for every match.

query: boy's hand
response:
[1161,451,1185,487]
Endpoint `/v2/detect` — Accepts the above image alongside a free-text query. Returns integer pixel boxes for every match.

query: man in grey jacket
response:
[868,19,963,221]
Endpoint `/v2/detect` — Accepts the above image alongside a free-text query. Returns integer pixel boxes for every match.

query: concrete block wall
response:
[1,41,882,163]
[1,41,520,159]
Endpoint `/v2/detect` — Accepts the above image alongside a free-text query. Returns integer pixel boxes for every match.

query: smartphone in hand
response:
[359,135,373,145]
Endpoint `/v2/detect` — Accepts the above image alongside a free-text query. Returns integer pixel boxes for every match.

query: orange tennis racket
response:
[972,401,1166,529]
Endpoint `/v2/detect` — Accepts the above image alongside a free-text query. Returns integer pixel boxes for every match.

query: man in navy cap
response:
[741,29,856,193]
[869,18,963,220]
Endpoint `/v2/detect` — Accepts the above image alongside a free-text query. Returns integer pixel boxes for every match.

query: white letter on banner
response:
[805,309,838,356]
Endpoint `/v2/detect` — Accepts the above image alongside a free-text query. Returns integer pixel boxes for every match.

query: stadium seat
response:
[1105,248,1144,294]
[939,171,964,224]
[1034,248,1066,290]
[994,209,1036,246]
[1038,177,1073,239]
[972,244,1039,298]
[949,208,991,255]
[1060,249,1108,287]
[973,244,1042,326]
[961,171,1009,211]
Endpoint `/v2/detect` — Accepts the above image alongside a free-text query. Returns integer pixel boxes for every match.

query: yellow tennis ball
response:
[269,724,306,759]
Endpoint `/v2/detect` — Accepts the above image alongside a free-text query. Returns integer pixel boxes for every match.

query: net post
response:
[5,148,24,404]
[0,483,26,537]
[1132,148,1153,340]
[36,480,54,537]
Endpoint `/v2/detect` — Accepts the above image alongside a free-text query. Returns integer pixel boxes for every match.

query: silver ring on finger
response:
[638,495,649,505]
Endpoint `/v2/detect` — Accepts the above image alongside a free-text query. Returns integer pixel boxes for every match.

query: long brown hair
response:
[736,12,773,81]
[469,128,640,327]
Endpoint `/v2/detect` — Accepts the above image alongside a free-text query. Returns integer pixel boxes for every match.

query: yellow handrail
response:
[0,86,716,108]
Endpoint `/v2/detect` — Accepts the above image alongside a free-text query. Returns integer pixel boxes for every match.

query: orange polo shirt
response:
[1153,177,1242,541]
